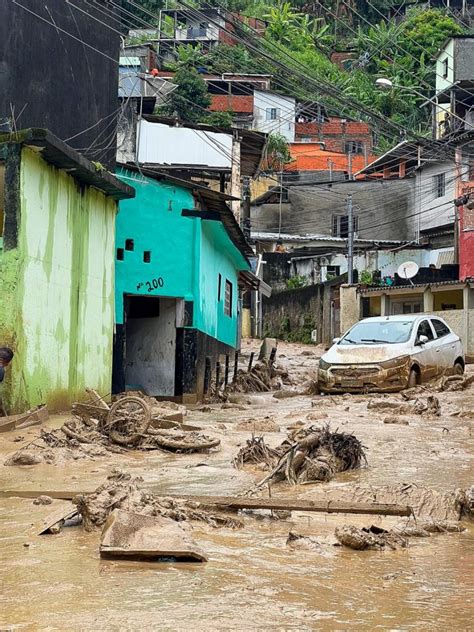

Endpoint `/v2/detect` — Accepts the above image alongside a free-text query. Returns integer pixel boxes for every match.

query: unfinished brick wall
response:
[209,94,254,113]
[295,118,373,154]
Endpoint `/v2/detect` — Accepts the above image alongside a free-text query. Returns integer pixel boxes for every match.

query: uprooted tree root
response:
[74,470,242,531]
[237,425,366,486]
[233,435,281,469]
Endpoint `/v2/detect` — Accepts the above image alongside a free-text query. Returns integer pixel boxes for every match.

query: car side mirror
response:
[416,334,429,346]
[332,337,341,344]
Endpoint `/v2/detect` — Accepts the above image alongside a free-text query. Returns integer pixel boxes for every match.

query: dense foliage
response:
[145,0,465,145]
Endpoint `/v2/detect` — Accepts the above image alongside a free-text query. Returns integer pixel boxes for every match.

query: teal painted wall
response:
[116,168,249,348]
[115,169,196,323]
[0,147,117,412]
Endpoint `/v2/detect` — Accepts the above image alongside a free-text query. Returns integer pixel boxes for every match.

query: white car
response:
[318,314,464,393]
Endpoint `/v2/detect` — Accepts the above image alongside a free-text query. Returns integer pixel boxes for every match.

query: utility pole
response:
[347,194,354,284]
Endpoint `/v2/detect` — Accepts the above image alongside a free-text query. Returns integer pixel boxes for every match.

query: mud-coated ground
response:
[1,339,473,630]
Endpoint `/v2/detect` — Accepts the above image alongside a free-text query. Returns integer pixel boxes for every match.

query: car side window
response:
[416,320,435,341]
[431,319,451,338]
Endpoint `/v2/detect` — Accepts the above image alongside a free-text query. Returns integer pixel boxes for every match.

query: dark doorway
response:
[124,295,177,396]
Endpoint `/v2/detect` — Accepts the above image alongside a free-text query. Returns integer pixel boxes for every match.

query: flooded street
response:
[1,340,473,630]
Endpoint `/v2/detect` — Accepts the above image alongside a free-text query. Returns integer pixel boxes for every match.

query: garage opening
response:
[124,295,177,396]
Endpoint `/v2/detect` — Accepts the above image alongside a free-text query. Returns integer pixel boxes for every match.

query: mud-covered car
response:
[318,314,464,393]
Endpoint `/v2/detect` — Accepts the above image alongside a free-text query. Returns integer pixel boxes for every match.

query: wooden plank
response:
[0,490,411,516]
[169,495,412,517]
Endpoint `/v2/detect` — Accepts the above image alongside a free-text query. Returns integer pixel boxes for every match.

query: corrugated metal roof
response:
[359,279,469,294]
[251,231,405,245]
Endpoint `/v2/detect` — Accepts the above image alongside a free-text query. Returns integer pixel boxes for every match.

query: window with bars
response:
[434,173,446,198]
[266,107,279,121]
[224,280,233,317]
[345,141,364,154]
[332,214,359,238]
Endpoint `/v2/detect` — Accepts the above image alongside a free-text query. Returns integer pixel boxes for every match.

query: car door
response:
[430,318,459,372]
[412,319,438,381]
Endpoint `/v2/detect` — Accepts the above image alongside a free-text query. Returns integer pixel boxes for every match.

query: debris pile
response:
[4,392,220,466]
[336,519,466,551]
[435,374,474,392]
[235,417,280,433]
[226,359,288,394]
[368,395,441,417]
[307,482,470,521]
[233,435,281,469]
[74,470,242,531]
[235,425,366,485]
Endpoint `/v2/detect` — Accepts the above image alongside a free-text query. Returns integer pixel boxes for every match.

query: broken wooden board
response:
[38,506,80,535]
[100,510,207,562]
[0,404,49,433]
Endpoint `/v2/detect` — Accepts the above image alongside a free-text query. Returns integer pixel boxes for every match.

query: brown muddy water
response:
[1,340,473,630]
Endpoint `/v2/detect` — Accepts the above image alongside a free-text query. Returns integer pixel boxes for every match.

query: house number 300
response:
[146,277,164,292]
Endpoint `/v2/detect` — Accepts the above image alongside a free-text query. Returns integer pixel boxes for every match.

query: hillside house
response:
[113,166,256,402]
[0,129,134,413]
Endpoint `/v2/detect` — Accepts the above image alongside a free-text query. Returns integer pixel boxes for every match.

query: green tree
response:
[204,110,234,127]
[266,133,292,171]
[159,67,211,123]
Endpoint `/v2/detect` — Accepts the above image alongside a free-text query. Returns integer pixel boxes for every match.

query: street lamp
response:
[375,77,467,129]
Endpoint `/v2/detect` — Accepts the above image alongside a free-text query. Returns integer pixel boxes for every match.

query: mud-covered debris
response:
[337,518,466,550]
[233,435,281,469]
[225,359,289,395]
[368,396,440,417]
[5,393,220,466]
[314,483,468,521]
[383,416,409,425]
[435,374,474,392]
[235,417,280,433]
[286,531,322,551]
[99,510,208,562]
[335,525,407,550]
[248,425,366,486]
[33,495,53,505]
[273,389,302,400]
[4,450,42,466]
[74,470,243,531]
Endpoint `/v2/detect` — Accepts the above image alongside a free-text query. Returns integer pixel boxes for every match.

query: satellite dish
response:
[398,261,419,280]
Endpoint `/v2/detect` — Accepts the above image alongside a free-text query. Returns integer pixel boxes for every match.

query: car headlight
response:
[378,355,410,369]
[319,359,331,370]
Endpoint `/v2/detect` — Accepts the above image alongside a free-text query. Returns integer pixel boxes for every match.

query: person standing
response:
[0,347,14,383]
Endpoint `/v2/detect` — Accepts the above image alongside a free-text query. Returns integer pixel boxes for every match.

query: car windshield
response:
[340,320,414,345]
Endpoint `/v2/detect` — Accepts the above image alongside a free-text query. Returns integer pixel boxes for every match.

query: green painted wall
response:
[0,147,117,412]
[116,168,249,347]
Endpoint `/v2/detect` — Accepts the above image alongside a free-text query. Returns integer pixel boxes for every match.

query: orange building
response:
[285,143,372,176]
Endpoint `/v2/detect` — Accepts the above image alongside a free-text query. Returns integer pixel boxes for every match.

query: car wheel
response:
[407,368,418,389]
[454,362,464,376]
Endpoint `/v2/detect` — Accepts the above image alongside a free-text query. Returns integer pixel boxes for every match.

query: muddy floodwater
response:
[1,340,473,630]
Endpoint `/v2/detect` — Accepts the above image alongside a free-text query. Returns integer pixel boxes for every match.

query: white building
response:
[253,90,296,142]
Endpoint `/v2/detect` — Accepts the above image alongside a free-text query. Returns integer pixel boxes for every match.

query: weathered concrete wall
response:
[340,285,360,335]
[0,147,117,412]
[262,284,323,343]
[432,308,474,359]
[251,178,416,241]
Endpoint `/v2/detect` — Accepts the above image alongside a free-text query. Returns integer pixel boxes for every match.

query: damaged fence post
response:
[224,354,230,387]
[269,347,277,365]
[215,361,221,391]
[203,357,211,394]
[248,352,255,373]
[233,351,239,382]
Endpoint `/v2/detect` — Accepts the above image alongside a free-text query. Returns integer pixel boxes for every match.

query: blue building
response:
[112,166,256,402]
